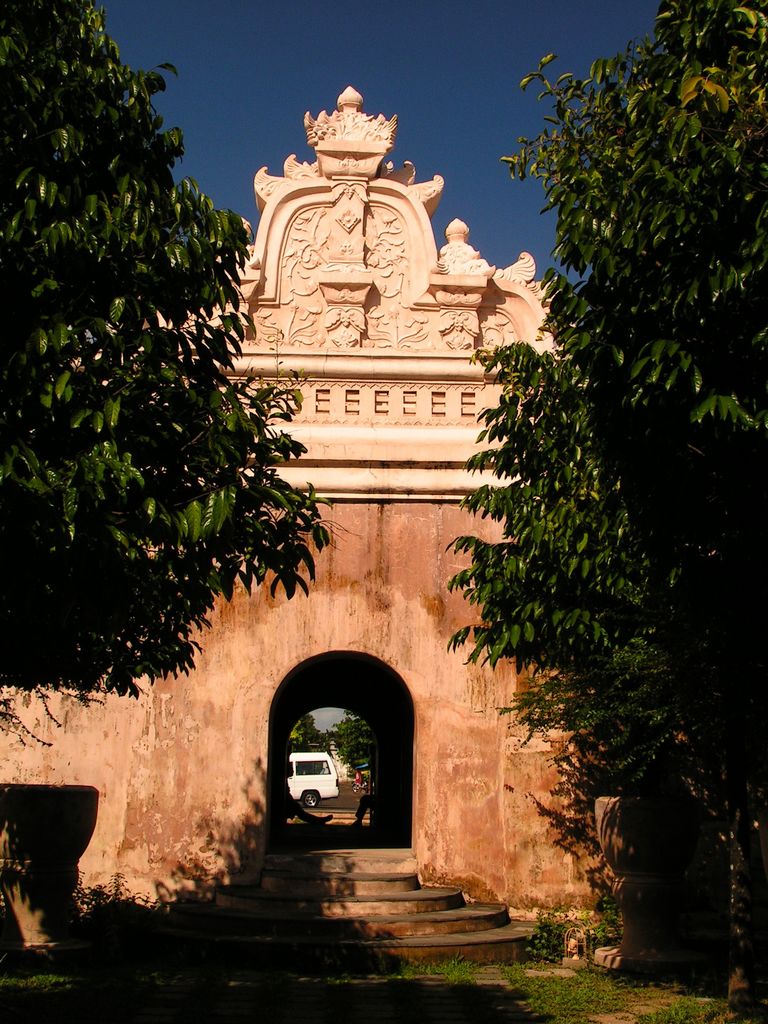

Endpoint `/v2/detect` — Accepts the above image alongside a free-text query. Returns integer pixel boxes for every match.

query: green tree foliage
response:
[0,0,327,704]
[333,712,375,772]
[289,714,324,751]
[450,0,767,1011]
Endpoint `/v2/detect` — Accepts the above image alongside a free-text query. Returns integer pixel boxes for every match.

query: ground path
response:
[132,966,541,1023]
[131,965,675,1024]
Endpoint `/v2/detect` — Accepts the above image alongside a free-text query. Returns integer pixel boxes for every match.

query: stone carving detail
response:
[496,251,536,284]
[305,86,397,148]
[282,208,327,298]
[280,205,327,345]
[381,160,416,185]
[436,219,495,276]
[432,286,484,308]
[328,181,367,265]
[410,175,444,217]
[319,276,372,306]
[480,310,519,349]
[284,154,320,180]
[366,305,395,348]
[253,166,285,213]
[397,311,429,349]
[287,303,323,347]
[366,206,407,298]
[253,310,282,347]
[438,309,479,350]
[367,305,429,349]
[495,251,545,299]
[298,380,486,426]
[324,306,365,348]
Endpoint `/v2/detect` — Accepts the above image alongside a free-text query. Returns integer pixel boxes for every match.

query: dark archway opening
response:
[268,653,414,849]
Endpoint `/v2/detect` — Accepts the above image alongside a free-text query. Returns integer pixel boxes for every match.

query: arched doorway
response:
[268,652,414,848]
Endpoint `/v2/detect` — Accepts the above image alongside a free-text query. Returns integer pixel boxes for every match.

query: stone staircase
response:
[165,848,533,969]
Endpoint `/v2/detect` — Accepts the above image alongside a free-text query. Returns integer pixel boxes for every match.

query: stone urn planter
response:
[593,795,707,973]
[0,784,99,950]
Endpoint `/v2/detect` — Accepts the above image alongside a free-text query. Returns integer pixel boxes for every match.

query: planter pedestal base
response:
[594,944,708,974]
[594,797,709,976]
[0,938,91,959]
[0,784,99,951]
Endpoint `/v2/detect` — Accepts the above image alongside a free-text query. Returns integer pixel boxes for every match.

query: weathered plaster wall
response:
[0,501,591,910]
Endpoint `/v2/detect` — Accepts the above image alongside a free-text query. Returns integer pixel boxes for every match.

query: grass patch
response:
[638,996,750,1024]
[503,964,737,1024]
[0,967,173,1024]
[505,963,637,1021]
[394,955,478,984]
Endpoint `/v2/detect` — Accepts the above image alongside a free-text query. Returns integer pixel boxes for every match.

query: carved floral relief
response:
[253,309,282,347]
[325,306,365,348]
[397,312,430,349]
[282,208,328,298]
[480,310,519,349]
[367,303,428,349]
[438,309,478,350]
[366,205,407,299]
[287,302,323,347]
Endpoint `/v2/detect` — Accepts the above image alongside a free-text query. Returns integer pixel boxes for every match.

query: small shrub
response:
[526,898,622,962]
[71,873,163,962]
[527,907,571,962]
[590,893,622,950]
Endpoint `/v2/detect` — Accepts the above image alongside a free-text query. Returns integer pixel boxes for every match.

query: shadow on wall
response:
[155,760,267,904]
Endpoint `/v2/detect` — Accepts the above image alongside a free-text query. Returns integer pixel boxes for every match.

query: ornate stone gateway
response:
[0,90,587,915]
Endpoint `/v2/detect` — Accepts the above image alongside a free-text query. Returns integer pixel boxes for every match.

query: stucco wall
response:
[0,500,591,909]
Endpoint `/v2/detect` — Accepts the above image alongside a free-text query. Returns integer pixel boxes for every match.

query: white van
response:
[287,751,339,807]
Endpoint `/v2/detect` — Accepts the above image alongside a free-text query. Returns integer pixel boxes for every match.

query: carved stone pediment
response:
[243,87,549,360]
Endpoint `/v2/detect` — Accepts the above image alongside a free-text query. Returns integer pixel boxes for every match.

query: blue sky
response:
[101,0,660,278]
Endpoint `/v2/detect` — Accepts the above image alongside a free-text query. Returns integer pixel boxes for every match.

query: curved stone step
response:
[162,919,534,968]
[215,884,465,918]
[167,901,510,939]
[258,870,421,896]
[161,846,531,967]
[263,848,418,875]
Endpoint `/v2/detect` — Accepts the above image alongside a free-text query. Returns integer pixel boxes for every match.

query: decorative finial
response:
[437,219,495,275]
[337,86,363,112]
[445,219,470,244]
[304,88,397,179]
